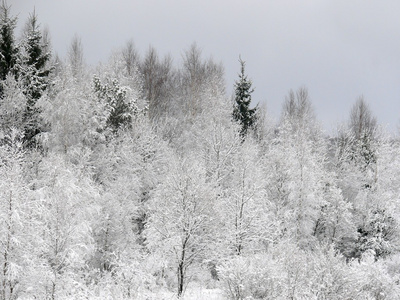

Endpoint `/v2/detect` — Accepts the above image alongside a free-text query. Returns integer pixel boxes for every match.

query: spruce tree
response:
[0,1,18,96]
[18,11,52,147]
[233,57,258,138]
[19,11,51,100]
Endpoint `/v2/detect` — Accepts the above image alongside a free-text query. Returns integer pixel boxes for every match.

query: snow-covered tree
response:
[145,157,215,297]
[217,138,266,255]
[37,77,92,153]
[0,1,18,83]
[177,43,225,119]
[312,174,355,246]
[31,153,98,299]
[349,96,377,141]
[122,39,139,78]
[0,76,26,131]
[265,89,327,246]
[17,11,52,147]
[92,75,139,133]
[0,129,32,299]
[140,46,175,120]
[233,57,258,139]
[67,34,84,80]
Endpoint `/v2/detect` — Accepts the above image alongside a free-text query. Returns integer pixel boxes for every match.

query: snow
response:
[141,288,225,300]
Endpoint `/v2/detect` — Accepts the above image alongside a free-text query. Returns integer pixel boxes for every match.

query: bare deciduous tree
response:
[141,45,174,119]
[282,87,314,123]
[68,34,83,78]
[179,43,224,117]
[122,39,139,77]
[349,96,377,140]
[281,87,318,139]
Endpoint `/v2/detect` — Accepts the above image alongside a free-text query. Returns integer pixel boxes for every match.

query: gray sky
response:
[10,0,400,134]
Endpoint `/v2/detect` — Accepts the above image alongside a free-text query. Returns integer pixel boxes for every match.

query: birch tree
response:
[0,129,31,300]
[31,153,98,299]
[145,157,215,297]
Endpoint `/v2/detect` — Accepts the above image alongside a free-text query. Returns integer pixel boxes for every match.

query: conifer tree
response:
[0,1,18,96]
[233,57,258,138]
[19,11,51,98]
[18,11,52,147]
[93,76,138,133]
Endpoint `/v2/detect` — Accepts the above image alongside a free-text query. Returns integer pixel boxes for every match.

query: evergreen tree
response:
[22,12,50,71]
[92,75,138,133]
[18,11,52,147]
[233,57,258,138]
[0,1,18,96]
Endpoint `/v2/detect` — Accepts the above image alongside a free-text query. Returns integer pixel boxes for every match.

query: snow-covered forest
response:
[1,3,400,299]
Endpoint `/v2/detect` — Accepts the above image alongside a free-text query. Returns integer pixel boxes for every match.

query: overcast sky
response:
[10,0,400,134]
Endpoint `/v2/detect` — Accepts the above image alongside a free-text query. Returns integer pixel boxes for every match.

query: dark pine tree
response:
[0,1,18,96]
[233,57,258,139]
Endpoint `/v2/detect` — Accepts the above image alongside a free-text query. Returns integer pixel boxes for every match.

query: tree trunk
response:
[177,261,184,297]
